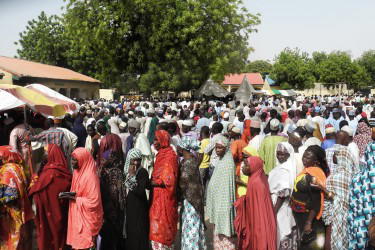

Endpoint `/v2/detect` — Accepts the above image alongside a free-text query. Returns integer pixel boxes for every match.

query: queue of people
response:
[1,94,375,250]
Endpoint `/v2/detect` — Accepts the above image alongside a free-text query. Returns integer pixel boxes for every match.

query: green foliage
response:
[316,51,370,89]
[271,49,371,90]
[243,60,272,74]
[65,0,260,91]
[271,48,315,90]
[15,12,69,67]
[357,50,375,85]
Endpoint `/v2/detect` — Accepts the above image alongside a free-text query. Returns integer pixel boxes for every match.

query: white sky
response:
[1,0,374,63]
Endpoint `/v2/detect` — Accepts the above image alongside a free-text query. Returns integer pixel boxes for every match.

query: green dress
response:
[258,135,287,174]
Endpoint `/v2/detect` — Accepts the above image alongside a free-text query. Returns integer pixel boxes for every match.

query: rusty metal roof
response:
[0,56,100,83]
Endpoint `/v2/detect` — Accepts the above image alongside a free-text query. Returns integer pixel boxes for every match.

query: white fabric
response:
[348,142,360,167]
[268,142,297,244]
[248,134,263,152]
[108,116,121,135]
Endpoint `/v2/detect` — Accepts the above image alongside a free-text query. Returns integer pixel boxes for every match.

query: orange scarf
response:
[298,166,326,219]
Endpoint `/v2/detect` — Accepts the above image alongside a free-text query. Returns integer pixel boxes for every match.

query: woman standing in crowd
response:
[177,137,206,249]
[268,142,297,249]
[206,135,237,249]
[348,142,375,249]
[28,144,72,250]
[0,149,34,250]
[149,130,178,250]
[291,145,327,249]
[322,146,356,250]
[124,148,150,250]
[98,148,126,250]
[234,156,277,250]
[64,148,103,250]
[236,145,259,197]
[72,115,88,148]
[353,121,373,159]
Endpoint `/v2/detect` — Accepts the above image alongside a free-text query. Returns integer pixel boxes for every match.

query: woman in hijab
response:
[0,148,34,250]
[28,144,72,250]
[124,148,150,250]
[348,142,375,249]
[290,145,328,249]
[149,130,179,250]
[98,147,126,250]
[177,136,206,249]
[268,142,297,249]
[206,135,237,249]
[97,133,123,169]
[234,156,277,250]
[237,145,259,197]
[322,145,356,250]
[64,148,103,250]
[353,121,373,159]
[72,115,88,148]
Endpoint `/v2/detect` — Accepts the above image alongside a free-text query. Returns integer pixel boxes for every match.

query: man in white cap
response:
[181,119,198,140]
[258,118,287,174]
[341,125,360,166]
[221,112,231,133]
[126,119,153,169]
[118,121,130,159]
[248,119,263,151]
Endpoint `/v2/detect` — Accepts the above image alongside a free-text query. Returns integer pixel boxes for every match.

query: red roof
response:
[222,73,263,85]
[0,56,100,83]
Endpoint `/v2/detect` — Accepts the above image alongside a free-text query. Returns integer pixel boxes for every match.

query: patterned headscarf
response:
[214,134,230,148]
[348,142,375,249]
[353,122,372,158]
[177,136,200,152]
[124,148,143,175]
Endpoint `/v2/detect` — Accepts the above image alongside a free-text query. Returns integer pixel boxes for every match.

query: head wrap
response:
[124,148,143,175]
[215,134,230,148]
[128,119,140,130]
[155,130,171,148]
[242,145,259,157]
[341,125,353,137]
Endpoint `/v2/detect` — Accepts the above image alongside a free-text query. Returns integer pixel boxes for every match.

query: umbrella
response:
[0,89,25,111]
[0,84,66,117]
[25,84,80,114]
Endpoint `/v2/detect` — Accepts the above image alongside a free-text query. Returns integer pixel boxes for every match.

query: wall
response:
[297,83,354,96]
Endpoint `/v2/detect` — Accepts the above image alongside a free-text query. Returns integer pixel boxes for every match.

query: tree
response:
[15,12,69,67]
[357,50,375,85]
[271,48,315,89]
[317,51,370,89]
[243,60,272,74]
[63,0,260,92]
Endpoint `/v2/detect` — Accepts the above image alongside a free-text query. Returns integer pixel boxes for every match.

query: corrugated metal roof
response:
[222,73,263,85]
[0,56,100,83]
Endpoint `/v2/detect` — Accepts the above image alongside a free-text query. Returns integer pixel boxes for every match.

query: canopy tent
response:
[261,89,297,97]
[25,84,80,114]
[0,84,67,117]
[234,79,263,102]
[195,79,230,98]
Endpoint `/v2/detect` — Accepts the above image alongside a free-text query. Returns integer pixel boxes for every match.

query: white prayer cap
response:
[182,119,194,127]
[341,125,353,136]
[223,112,230,119]
[270,119,280,131]
[231,127,241,134]
[119,122,127,129]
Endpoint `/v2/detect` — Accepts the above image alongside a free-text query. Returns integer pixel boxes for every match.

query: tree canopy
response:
[243,60,272,75]
[271,48,370,90]
[357,50,375,86]
[16,0,260,93]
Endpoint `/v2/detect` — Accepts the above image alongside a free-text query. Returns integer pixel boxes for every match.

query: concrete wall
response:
[297,83,354,96]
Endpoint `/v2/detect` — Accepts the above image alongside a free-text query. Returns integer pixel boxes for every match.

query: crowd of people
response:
[1,94,375,250]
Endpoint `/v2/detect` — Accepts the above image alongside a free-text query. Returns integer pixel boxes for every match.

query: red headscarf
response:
[149,130,179,246]
[96,133,123,167]
[28,144,72,250]
[234,156,277,250]
[67,148,103,249]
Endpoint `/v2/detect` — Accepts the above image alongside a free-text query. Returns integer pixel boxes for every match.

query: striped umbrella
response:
[0,84,67,117]
[25,84,80,114]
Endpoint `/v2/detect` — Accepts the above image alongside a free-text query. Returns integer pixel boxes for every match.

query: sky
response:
[0,0,374,62]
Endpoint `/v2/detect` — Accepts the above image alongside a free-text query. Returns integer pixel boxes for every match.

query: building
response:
[0,56,100,99]
[222,73,263,92]
[296,82,354,96]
